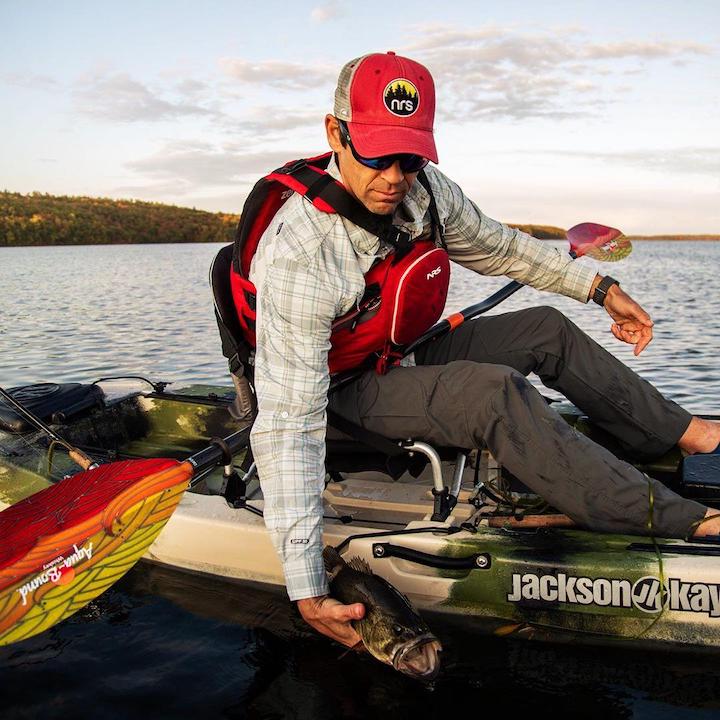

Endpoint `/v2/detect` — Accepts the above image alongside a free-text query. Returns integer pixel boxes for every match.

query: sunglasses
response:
[338,120,429,174]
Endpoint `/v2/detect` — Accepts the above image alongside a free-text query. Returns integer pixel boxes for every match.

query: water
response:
[2,241,718,410]
[2,242,720,719]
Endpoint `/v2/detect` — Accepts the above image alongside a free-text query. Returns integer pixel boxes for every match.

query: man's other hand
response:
[296,595,365,647]
[603,284,654,355]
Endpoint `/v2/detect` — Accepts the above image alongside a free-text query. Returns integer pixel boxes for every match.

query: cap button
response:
[387,51,396,55]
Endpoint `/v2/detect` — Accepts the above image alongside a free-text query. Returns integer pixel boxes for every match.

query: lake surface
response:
[1,241,720,719]
[2,241,718,411]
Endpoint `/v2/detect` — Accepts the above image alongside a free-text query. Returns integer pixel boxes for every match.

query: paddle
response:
[0,387,250,647]
[404,222,629,356]
[331,222,630,390]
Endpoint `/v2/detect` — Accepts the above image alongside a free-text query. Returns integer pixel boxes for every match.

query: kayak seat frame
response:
[210,243,470,521]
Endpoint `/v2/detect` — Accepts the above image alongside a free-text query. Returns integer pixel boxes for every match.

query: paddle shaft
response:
[330,222,628,393]
[186,429,251,475]
[404,279,524,355]
[405,227,606,356]
[329,278,526,393]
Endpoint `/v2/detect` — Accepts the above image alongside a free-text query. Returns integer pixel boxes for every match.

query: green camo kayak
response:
[1,378,720,652]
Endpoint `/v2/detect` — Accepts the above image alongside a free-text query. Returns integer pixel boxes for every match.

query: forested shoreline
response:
[0,192,715,246]
[0,192,238,246]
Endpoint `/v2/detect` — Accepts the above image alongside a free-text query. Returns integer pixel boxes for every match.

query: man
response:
[247,51,720,649]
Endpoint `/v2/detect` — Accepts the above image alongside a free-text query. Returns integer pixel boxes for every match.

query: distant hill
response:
[0,192,239,246]
[0,192,715,246]
[625,234,720,241]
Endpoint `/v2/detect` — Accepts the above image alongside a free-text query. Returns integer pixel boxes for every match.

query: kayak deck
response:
[2,380,720,652]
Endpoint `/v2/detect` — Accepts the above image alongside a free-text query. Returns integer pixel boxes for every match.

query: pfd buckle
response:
[277,158,307,175]
[391,228,411,246]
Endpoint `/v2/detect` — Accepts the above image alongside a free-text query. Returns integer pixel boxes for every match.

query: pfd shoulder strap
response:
[416,170,445,250]
[281,158,414,257]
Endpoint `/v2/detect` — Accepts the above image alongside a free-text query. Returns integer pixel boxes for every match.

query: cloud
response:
[74,73,221,122]
[1,72,59,91]
[311,1,345,23]
[219,58,335,89]
[125,141,309,188]
[400,24,712,122]
[547,146,720,178]
[223,106,322,136]
[174,78,210,99]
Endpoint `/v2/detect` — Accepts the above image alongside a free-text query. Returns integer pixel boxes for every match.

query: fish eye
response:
[393,625,403,636]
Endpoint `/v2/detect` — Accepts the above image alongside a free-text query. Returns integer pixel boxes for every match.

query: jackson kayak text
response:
[507,572,720,617]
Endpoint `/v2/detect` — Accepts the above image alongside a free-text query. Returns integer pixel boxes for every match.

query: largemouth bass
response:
[323,546,441,680]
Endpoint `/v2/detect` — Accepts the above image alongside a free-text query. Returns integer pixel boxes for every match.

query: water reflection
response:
[46,565,720,719]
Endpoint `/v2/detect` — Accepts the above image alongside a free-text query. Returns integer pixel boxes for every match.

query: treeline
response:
[0,192,240,246]
[626,234,720,241]
[4,192,710,247]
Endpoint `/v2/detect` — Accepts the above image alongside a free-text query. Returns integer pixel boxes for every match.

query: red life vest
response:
[230,153,450,375]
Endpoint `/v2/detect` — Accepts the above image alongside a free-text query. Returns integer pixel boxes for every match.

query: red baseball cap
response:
[334,51,438,164]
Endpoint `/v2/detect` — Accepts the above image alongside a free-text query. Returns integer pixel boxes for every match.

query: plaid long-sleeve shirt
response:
[249,155,597,601]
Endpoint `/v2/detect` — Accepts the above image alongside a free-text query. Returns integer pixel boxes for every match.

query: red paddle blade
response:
[0,458,193,646]
[567,222,632,262]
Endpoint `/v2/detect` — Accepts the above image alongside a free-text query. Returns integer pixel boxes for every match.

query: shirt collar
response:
[324,154,432,255]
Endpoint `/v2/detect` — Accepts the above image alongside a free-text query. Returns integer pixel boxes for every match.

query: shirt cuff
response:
[283,550,330,602]
[562,263,598,304]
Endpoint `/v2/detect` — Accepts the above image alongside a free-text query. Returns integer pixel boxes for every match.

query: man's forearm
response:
[251,422,330,601]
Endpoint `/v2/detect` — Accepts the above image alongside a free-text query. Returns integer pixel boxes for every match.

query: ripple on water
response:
[1,242,719,412]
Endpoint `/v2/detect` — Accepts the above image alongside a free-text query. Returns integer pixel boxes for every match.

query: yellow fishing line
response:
[634,476,667,638]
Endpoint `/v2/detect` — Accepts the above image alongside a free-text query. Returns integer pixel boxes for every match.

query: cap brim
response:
[347,121,438,164]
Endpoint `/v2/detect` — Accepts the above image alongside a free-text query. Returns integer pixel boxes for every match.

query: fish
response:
[322,545,442,680]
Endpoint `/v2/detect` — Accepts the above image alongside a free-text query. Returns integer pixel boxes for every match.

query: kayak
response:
[2,378,720,653]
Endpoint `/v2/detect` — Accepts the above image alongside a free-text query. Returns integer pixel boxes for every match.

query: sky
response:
[1,0,718,234]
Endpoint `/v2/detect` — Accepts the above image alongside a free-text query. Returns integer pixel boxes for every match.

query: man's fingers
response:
[634,328,653,355]
[611,322,653,355]
[325,599,365,621]
[297,596,365,647]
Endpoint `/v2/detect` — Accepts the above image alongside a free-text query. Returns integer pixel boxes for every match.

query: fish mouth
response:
[392,635,442,680]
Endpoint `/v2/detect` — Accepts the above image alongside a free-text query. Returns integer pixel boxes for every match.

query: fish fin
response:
[347,556,373,575]
[322,545,345,573]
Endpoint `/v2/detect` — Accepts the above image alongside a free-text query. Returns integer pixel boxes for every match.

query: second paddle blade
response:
[0,458,193,646]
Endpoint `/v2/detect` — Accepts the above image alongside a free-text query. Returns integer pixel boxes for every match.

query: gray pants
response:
[329,306,707,538]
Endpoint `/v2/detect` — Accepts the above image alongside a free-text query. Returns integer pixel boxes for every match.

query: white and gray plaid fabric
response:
[249,155,597,600]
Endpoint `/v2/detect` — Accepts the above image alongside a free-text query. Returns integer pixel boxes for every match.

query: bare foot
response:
[678,417,720,455]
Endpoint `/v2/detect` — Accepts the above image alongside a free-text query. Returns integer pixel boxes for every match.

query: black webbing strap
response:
[326,408,406,457]
[416,170,445,249]
[288,163,413,256]
[304,172,335,202]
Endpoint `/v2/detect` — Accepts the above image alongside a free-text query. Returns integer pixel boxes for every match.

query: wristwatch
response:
[592,275,620,306]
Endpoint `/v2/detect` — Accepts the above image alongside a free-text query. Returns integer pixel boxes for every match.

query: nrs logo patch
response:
[383,79,419,117]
